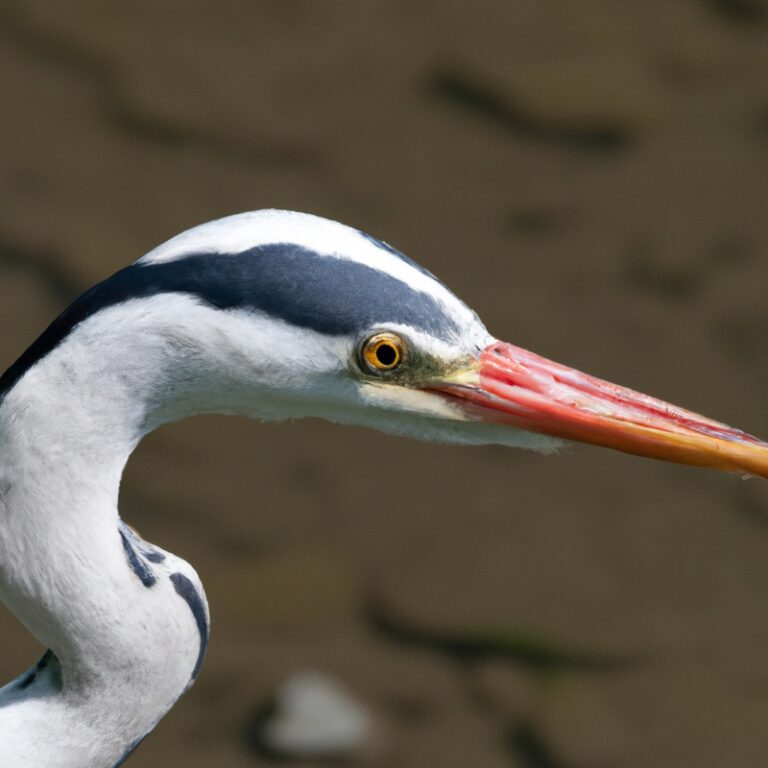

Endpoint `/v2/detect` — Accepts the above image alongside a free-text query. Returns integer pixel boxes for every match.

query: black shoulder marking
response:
[0,243,460,398]
[15,649,54,691]
[124,524,167,563]
[119,526,157,588]
[170,571,208,683]
[112,735,147,768]
[15,671,35,690]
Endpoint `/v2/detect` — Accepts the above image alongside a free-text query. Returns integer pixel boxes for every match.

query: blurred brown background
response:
[2,2,768,766]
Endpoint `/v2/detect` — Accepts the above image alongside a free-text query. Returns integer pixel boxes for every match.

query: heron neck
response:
[0,298,213,766]
[0,369,138,665]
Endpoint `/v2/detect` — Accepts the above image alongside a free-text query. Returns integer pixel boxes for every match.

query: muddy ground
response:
[2,2,768,766]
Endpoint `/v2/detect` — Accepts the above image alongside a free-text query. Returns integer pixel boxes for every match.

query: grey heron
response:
[0,210,765,767]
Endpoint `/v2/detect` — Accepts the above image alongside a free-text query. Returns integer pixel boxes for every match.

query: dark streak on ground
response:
[366,597,632,674]
[455,638,573,768]
[0,2,315,167]
[242,698,282,761]
[429,70,631,153]
[706,0,766,23]
[507,722,568,768]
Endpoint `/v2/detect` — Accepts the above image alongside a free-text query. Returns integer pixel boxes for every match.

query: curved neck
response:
[0,296,220,766]
[0,375,139,670]
[0,298,178,665]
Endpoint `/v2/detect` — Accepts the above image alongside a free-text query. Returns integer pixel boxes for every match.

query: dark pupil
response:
[375,343,397,366]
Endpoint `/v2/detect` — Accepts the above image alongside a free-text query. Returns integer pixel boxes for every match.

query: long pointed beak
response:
[439,341,768,479]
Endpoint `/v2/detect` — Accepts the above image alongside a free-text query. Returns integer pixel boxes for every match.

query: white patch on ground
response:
[259,671,373,758]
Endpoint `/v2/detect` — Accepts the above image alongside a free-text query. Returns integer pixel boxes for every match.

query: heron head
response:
[8,210,765,479]
[132,210,768,479]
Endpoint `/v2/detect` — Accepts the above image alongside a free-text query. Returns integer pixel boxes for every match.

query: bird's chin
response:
[353,381,563,450]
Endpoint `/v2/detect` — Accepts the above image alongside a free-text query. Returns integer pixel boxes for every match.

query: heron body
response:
[0,210,765,767]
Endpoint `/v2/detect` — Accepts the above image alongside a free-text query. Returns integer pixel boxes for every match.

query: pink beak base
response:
[441,341,768,479]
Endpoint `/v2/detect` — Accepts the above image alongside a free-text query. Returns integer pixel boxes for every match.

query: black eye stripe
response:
[1,243,461,399]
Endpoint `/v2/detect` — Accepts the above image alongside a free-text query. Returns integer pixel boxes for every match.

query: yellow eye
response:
[361,332,405,372]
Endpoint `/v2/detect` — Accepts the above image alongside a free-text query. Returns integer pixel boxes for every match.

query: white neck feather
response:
[0,296,240,767]
[0,288,364,767]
